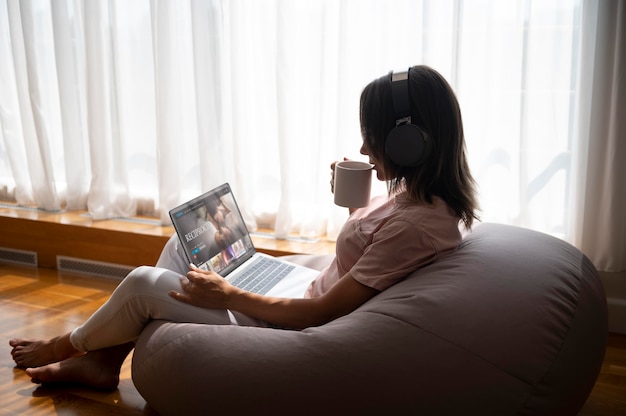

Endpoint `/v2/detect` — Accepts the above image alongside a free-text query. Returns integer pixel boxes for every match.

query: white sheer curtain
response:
[0,0,623,271]
[574,0,625,272]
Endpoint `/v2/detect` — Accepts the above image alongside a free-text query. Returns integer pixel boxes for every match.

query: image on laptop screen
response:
[169,184,255,276]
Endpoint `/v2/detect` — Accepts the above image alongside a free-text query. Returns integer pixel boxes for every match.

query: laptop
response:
[169,183,320,298]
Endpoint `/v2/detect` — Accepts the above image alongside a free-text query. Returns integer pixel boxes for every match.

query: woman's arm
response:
[168,266,379,330]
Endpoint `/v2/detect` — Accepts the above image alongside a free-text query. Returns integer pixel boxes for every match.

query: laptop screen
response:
[169,183,255,276]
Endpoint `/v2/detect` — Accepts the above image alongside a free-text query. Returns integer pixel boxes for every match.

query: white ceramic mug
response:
[333,160,373,208]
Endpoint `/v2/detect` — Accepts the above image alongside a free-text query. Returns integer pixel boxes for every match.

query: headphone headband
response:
[390,69,411,126]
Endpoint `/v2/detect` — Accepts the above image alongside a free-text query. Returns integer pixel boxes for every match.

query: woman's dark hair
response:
[359,65,479,228]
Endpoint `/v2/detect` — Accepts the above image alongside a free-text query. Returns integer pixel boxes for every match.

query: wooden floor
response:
[0,263,155,415]
[1,262,625,415]
[580,331,626,416]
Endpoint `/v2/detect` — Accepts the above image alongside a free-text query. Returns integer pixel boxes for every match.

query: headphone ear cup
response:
[385,124,431,167]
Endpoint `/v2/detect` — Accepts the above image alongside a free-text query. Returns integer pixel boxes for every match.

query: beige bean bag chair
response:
[132,223,607,415]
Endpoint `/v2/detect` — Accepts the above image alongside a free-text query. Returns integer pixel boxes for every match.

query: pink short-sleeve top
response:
[304,193,462,298]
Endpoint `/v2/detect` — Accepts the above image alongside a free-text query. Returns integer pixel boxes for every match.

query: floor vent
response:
[0,247,38,267]
[56,256,134,280]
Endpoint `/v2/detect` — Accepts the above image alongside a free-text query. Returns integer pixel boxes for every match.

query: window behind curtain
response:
[0,0,583,243]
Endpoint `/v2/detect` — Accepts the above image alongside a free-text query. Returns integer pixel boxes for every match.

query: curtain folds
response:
[0,0,623,271]
[574,0,625,272]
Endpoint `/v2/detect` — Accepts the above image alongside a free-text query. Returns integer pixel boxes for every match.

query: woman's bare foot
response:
[24,342,134,391]
[9,333,81,368]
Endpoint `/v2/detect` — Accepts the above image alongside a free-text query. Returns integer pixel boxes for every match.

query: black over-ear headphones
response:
[385,68,431,167]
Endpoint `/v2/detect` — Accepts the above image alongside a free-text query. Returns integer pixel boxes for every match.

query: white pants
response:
[69,235,266,352]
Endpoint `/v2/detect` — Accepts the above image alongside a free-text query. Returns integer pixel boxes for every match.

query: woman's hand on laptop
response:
[168,265,240,309]
[169,264,380,330]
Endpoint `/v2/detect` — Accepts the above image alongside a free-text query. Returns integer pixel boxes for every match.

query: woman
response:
[9,65,478,389]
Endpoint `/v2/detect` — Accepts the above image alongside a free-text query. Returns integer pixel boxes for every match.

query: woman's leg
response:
[69,266,240,352]
[25,342,135,390]
[155,234,189,275]
[10,333,81,368]
[11,265,267,388]
[11,265,266,368]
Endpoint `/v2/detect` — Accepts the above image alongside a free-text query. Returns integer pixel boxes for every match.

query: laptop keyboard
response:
[230,256,295,295]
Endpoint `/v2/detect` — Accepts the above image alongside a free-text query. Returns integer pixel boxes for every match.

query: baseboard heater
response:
[56,256,134,280]
[0,247,38,267]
